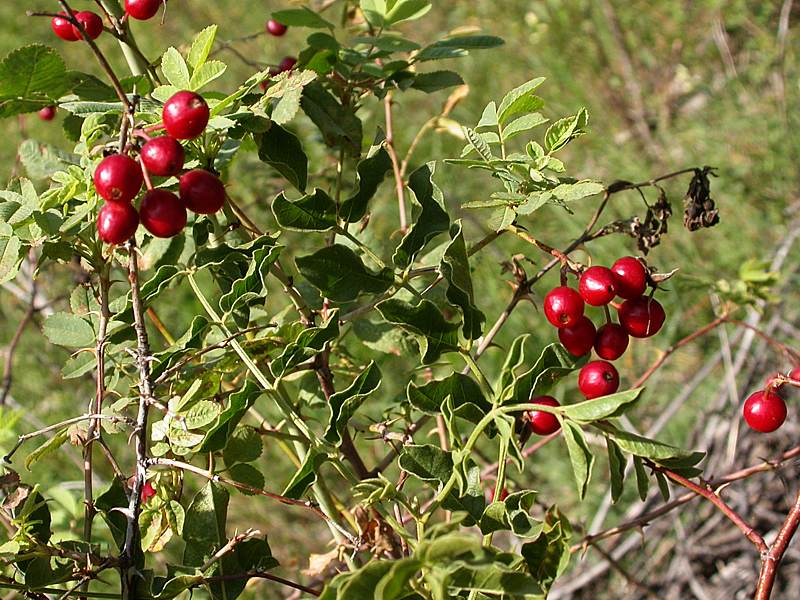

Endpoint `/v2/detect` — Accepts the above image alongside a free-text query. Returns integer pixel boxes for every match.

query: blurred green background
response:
[0,1,798,597]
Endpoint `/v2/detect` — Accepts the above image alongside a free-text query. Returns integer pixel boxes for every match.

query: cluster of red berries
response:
[525,257,666,436]
[51,1,164,43]
[742,366,800,433]
[95,90,226,245]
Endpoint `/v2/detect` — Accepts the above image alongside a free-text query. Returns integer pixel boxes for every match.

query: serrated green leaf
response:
[339,147,392,223]
[561,387,644,423]
[393,162,449,269]
[376,299,460,364]
[411,70,463,93]
[407,372,491,416]
[187,25,218,70]
[183,482,229,566]
[562,421,594,499]
[189,60,227,91]
[497,77,545,125]
[272,188,335,231]
[0,226,22,283]
[24,428,68,471]
[184,401,221,429]
[223,426,263,465]
[300,82,362,156]
[272,8,334,28]
[271,86,303,125]
[544,108,588,153]
[0,45,69,117]
[551,180,604,202]
[296,244,394,302]
[161,47,190,89]
[42,312,94,348]
[502,112,548,140]
[324,362,382,446]
[399,444,453,483]
[476,101,498,130]
[229,463,265,495]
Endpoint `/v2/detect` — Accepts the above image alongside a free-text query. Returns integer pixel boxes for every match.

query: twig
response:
[0,266,37,406]
[383,93,408,233]
[202,571,321,597]
[755,489,800,599]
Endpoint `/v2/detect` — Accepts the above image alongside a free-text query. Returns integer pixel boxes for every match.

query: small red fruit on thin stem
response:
[543,286,585,329]
[125,0,163,21]
[527,396,561,436]
[72,11,104,40]
[618,296,666,338]
[579,266,617,306]
[558,316,596,357]
[141,136,185,177]
[743,390,787,433]
[278,56,298,73]
[789,365,800,382]
[266,19,288,36]
[97,203,139,245]
[578,360,620,399]
[38,106,56,121]
[611,256,648,299]
[594,323,629,361]
[51,13,80,41]
[179,169,226,214]
[162,91,210,140]
[94,154,143,203]
[139,189,187,238]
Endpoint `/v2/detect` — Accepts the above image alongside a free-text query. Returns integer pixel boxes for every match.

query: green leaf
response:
[271,86,303,125]
[441,460,485,525]
[447,563,544,596]
[598,422,703,462]
[95,478,131,551]
[376,299,460,364]
[189,61,227,91]
[272,8,334,29]
[219,244,280,314]
[407,372,491,416]
[324,362,382,446]
[440,221,485,340]
[561,387,644,423]
[0,226,22,283]
[503,342,576,405]
[475,101,498,129]
[502,112,548,140]
[183,482,229,566]
[270,312,339,376]
[385,0,432,25]
[340,561,395,599]
[184,401,221,429]
[544,108,588,153]
[229,463,265,495]
[551,180,604,202]
[283,447,328,499]
[296,244,394,302]
[199,381,261,453]
[561,421,594,500]
[410,70,464,93]
[42,312,95,348]
[272,188,336,231]
[161,47,191,89]
[223,426,263,465]
[392,162,449,269]
[187,25,218,70]
[24,428,68,471]
[633,455,649,501]
[606,437,626,503]
[520,506,572,593]
[256,124,308,191]
[374,558,422,600]
[655,470,670,501]
[497,77,545,125]
[339,147,393,223]
[0,45,69,117]
[462,126,493,161]
[300,82,362,156]
[399,444,453,483]
[416,36,505,61]
[479,490,541,538]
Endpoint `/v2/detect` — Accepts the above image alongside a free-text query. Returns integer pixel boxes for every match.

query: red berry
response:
[72,11,104,40]
[125,0,162,21]
[141,136,185,177]
[527,396,561,435]
[743,390,787,433]
[558,316,596,357]
[579,266,617,306]
[140,481,156,502]
[93,155,143,203]
[594,323,629,361]
[790,366,800,382]
[51,12,80,41]
[162,91,210,140]
[489,487,509,502]
[278,56,297,73]
[611,256,648,300]
[578,360,620,399]
[618,296,666,338]
[97,202,139,245]
[179,169,226,214]
[266,19,288,36]
[543,286,584,329]
[139,189,187,238]
[38,106,56,121]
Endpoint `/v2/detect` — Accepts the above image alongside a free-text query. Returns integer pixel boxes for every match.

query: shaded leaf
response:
[376,299,460,364]
[296,244,394,302]
[256,124,308,191]
[324,362,382,446]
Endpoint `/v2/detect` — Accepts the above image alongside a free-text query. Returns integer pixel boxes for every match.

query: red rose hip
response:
[618,296,666,338]
[38,106,56,121]
[51,12,80,41]
[579,266,617,306]
[125,0,162,21]
[743,390,787,433]
[140,481,156,502]
[278,56,297,73]
[266,19,288,36]
[789,366,800,382]
[594,323,629,361]
[97,202,139,245]
[543,286,584,329]
[139,189,187,238]
[611,256,647,300]
[162,91,210,140]
[527,396,561,436]
[558,316,596,357]
[578,360,620,399]
[72,11,104,40]
[93,154,143,203]
[141,136,185,177]
[180,169,226,214]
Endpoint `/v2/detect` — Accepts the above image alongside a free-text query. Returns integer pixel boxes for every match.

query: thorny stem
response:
[755,489,800,599]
